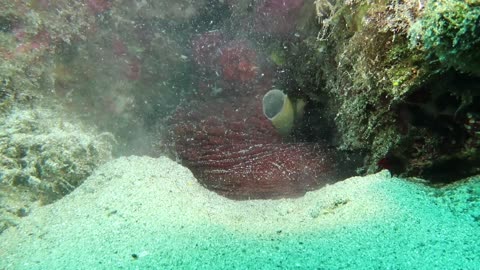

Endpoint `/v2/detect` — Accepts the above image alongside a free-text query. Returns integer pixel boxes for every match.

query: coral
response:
[409,0,480,75]
[0,184,33,234]
[0,0,214,231]
[169,95,336,199]
[302,0,423,161]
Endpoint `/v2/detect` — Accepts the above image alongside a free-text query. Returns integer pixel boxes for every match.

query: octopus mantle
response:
[169,95,335,199]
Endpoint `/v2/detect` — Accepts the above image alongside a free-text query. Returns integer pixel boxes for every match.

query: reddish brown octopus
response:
[169,93,336,199]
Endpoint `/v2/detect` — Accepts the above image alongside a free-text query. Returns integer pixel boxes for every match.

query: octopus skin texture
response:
[169,95,336,199]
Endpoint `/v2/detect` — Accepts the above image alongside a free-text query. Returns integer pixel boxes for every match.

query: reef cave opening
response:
[391,70,480,183]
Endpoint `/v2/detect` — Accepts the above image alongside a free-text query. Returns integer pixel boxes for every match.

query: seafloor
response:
[1,156,479,269]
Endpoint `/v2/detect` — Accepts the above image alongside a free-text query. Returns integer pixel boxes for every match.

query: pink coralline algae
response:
[169,94,335,199]
[12,30,51,57]
[192,34,260,85]
[219,41,259,84]
[254,0,305,35]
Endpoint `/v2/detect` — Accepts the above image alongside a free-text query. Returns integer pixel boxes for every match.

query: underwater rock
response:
[0,107,114,202]
[409,0,480,75]
[0,105,114,233]
[302,0,480,181]
[0,0,95,111]
[254,0,305,35]
[169,94,335,199]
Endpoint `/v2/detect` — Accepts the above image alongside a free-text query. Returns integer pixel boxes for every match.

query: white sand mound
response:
[1,156,479,269]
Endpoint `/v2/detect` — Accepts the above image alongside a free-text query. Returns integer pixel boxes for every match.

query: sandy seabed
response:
[0,156,479,269]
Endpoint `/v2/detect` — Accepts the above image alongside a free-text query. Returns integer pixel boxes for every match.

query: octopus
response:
[168,91,337,199]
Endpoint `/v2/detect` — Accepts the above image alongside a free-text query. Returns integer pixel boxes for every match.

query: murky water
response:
[1,0,479,268]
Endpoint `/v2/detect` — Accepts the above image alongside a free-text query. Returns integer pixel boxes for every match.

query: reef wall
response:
[295,0,480,181]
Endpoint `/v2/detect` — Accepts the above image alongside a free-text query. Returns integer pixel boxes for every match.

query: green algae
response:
[291,0,480,178]
[409,0,480,75]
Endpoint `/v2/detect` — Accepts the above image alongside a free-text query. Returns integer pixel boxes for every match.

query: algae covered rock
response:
[409,0,480,75]
[0,107,114,201]
[304,0,428,169]
[291,0,480,181]
[0,0,95,107]
[0,106,114,232]
[0,1,117,233]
